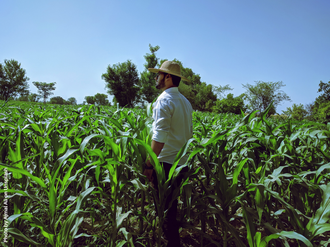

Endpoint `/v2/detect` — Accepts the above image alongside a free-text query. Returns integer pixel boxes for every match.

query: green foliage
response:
[84,95,95,104]
[178,82,195,103]
[29,93,41,102]
[50,96,66,105]
[84,94,109,106]
[315,101,330,122]
[213,84,233,99]
[311,81,330,122]
[17,92,40,102]
[0,59,30,101]
[316,80,330,104]
[102,60,139,107]
[32,81,56,103]
[0,102,330,246]
[282,103,308,121]
[213,93,247,114]
[243,81,291,114]
[17,95,29,102]
[67,97,77,105]
[304,102,315,121]
[194,82,217,111]
[94,93,109,106]
[139,44,160,103]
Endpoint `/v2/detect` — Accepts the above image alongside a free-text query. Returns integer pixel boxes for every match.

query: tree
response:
[316,80,330,104]
[17,95,29,102]
[213,84,233,99]
[312,81,330,122]
[29,93,41,102]
[50,96,66,105]
[85,96,96,105]
[306,81,330,122]
[242,81,291,114]
[16,89,29,101]
[304,102,315,121]
[193,83,217,111]
[0,59,30,101]
[17,92,40,102]
[33,82,56,103]
[94,93,109,105]
[282,103,308,121]
[139,44,160,103]
[213,93,247,114]
[102,60,139,108]
[316,102,330,122]
[67,97,77,105]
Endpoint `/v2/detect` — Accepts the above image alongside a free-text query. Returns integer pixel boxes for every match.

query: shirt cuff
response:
[152,130,168,143]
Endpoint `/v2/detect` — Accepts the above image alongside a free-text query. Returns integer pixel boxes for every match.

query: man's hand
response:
[143,140,164,187]
[143,160,154,183]
[143,168,154,183]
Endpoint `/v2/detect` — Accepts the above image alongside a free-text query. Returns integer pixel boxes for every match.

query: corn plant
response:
[1,100,329,247]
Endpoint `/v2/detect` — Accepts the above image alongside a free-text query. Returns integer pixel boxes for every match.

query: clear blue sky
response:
[1,0,329,113]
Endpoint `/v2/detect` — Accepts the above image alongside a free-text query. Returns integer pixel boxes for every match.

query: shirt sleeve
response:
[152,99,172,143]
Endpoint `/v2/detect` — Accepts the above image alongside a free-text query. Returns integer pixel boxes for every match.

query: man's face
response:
[155,72,166,90]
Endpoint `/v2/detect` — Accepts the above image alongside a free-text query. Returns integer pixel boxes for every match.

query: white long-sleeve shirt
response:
[152,87,193,165]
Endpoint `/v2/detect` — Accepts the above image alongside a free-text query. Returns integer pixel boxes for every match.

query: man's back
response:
[146,60,193,247]
[152,87,193,165]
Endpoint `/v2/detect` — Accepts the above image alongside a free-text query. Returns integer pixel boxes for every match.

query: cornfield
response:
[0,101,330,247]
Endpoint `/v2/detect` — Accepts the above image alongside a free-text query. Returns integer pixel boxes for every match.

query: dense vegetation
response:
[1,101,330,246]
[1,43,329,122]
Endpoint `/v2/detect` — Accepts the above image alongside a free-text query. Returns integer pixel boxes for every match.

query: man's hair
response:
[169,74,181,87]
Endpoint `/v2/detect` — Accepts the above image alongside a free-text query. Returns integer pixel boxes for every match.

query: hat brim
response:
[148,68,189,82]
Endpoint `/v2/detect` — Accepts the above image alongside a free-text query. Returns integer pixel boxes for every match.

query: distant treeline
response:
[0,45,329,122]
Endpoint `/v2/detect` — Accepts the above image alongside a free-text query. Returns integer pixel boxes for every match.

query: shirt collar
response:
[164,87,179,94]
[156,87,179,104]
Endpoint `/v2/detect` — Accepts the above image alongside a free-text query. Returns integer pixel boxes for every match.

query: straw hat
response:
[148,61,189,82]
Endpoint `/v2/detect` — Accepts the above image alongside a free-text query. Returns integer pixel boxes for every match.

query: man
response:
[143,60,193,246]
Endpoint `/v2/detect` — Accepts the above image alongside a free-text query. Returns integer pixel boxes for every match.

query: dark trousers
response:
[152,162,188,247]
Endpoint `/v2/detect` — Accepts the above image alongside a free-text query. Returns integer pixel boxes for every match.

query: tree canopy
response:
[29,93,41,102]
[213,93,247,114]
[315,81,330,105]
[242,81,291,114]
[94,93,109,105]
[313,81,330,122]
[139,44,160,103]
[33,81,56,103]
[213,84,233,99]
[0,59,29,101]
[67,97,77,105]
[85,96,96,105]
[102,60,139,108]
[50,96,66,105]
[194,83,217,111]
[282,103,308,121]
